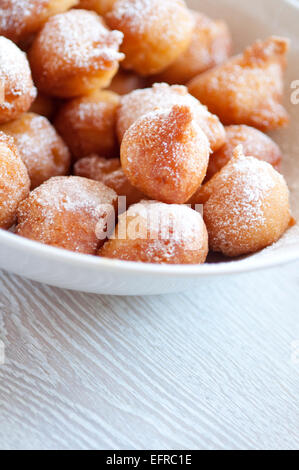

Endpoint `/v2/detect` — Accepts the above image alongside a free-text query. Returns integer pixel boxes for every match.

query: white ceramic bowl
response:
[0,0,298,295]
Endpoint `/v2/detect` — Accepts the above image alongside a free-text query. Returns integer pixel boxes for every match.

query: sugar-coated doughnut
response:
[0,132,30,229]
[76,0,116,15]
[29,92,56,120]
[99,200,209,264]
[55,90,120,161]
[206,125,283,181]
[106,0,194,76]
[0,36,36,124]
[107,69,146,95]
[0,0,79,45]
[29,9,124,98]
[189,37,290,131]
[121,105,210,204]
[117,83,225,152]
[203,146,291,257]
[74,155,144,207]
[0,2,294,267]
[155,12,232,85]
[16,176,117,254]
[0,113,71,189]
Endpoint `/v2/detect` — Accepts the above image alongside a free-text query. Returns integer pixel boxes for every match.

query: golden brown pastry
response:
[29,92,56,120]
[154,11,232,84]
[117,83,226,152]
[99,200,209,264]
[0,36,36,124]
[16,176,117,254]
[203,146,291,257]
[74,155,144,207]
[54,90,120,160]
[106,0,194,76]
[0,0,79,45]
[29,9,124,97]
[189,36,290,131]
[0,113,71,189]
[107,69,146,95]
[76,0,116,15]
[121,105,210,204]
[206,125,283,180]
[0,132,30,229]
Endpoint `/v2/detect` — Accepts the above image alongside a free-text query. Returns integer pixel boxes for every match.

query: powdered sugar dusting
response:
[0,36,36,111]
[188,37,289,131]
[122,104,210,203]
[0,133,30,228]
[118,82,223,149]
[126,200,203,242]
[105,200,208,263]
[0,0,46,41]
[204,149,290,256]
[157,12,232,84]
[34,9,124,74]
[22,176,116,218]
[16,176,117,253]
[108,0,190,39]
[77,101,109,122]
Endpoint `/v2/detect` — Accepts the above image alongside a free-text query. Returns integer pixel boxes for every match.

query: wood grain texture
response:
[0,262,299,450]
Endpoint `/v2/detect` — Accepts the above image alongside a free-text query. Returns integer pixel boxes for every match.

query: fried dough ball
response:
[117,83,225,152]
[0,37,37,125]
[54,90,119,161]
[203,146,291,257]
[121,105,210,204]
[74,155,144,207]
[0,113,71,189]
[29,93,56,120]
[0,132,30,229]
[154,12,232,85]
[76,0,116,15]
[16,176,117,254]
[99,200,208,264]
[0,0,79,45]
[188,36,290,132]
[107,69,146,95]
[106,0,194,76]
[207,125,283,181]
[29,9,124,98]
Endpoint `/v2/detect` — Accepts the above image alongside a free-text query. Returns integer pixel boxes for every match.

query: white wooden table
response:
[0,262,298,450]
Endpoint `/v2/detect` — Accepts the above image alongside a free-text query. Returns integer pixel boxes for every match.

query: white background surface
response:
[0,262,298,450]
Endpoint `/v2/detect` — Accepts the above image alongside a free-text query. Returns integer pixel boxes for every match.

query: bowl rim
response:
[0,229,298,278]
[1,0,299,283]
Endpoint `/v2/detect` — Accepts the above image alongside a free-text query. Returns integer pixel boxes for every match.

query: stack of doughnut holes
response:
[0,0,293,264]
